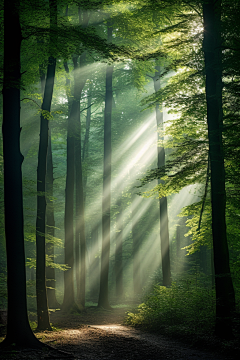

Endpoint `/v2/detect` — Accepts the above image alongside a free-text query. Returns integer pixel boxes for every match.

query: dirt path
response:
[0,307,238,359]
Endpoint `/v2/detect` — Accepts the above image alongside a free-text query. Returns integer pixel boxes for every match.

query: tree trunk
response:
[36,0,57,329]
[176,223,180,272]
[46,126,60,309]
[62,58,80,312]
[73,51,87,308]
[1,0,41,348]
[153,66,171,287]
[115,199,123,298]
[74,8,89,308]
[89,226,100,300]
[82,83,92,205]
[131,189,142,295]
[36,58,56,329]
[82,83,92,164]
[203,0,235,338]
[98,24,113,309]
[63,97,76,311]
[36,0,57,330]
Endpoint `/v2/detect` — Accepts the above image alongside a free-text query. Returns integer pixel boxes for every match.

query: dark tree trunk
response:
[131,190,142,295]
[82,83,92,205]
[36,0,57,329]
[89,226,100,299]
[46,126,60,309]
[154,66,171,287]
[1,0,41,348]
[36,58,56,329]
[115,199,123,298]
[63,97,76,311]
[203,0,235,338]
[98,24,113,309]
[73,9,89,308]
[176,223,180,271]
[72,56,81,306]
[62,59,79,311]
[82,83,92,164]
[73,51,87,308]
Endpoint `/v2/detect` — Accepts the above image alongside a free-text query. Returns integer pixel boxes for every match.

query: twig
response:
[80,103,94,113]
[20,98,41,108]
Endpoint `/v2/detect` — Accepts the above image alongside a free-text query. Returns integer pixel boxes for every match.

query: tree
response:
[115,198,123,298]
[131,183,142,295]
[74,9,89,308]
[98,22,113,309]
[0,0,42,348]
[62,5,89,310]
[36,0,57,330]
[46,125,60,309]
[139,0,237,337]
[153,65,171,287]
[62,62,77,311]
[202,0,235,337]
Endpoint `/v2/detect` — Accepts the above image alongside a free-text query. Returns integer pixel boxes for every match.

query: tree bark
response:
[36,59,56,330]
[63,94,76,311]
[82,83,92,164]
[115,199,123,298]
[203,0,235,338]
[36,0,57,330]
[46,126,60,309]
[176,223,180,271]
[98,23,113,309]
[1,0,41,348]
[73,51,87,308]
[89,226,100,299]
[154,66,171,287]
[131,189,142,295]
[74,8,89,308]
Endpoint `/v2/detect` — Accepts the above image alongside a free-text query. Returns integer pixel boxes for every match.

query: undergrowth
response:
[126,281,216,336]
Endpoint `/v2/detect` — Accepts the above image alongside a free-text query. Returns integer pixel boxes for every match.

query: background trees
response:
[1,0,240,345]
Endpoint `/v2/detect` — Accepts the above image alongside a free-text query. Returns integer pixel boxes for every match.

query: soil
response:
[0,306,239,359]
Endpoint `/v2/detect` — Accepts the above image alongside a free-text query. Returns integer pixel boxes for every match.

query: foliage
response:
[126,280,216,335]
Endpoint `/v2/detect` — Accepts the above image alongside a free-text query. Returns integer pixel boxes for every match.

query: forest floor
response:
[0,305,240,359]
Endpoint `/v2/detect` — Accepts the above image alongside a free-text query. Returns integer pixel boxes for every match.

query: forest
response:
[0,0,240,359]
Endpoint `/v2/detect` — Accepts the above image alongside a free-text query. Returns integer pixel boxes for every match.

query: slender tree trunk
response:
[63,50,87,311]
[82,83,92,164]
[73,55,81,306]
[62,59,79,311]
[36,60,56,329]
[46,126,60,309]
[89,226,100,299]
[73,51,87,307]
[115,199,123,298]
[82,83,92,205]
[131,190,142,295]
[1,0,41,348]
[74,9,89,307]
[63,97,76,311]
[154,66,171,287]
[176,223,180,272]
[203,0,235,338]
[98,24,113,309]
[36,0,57,329]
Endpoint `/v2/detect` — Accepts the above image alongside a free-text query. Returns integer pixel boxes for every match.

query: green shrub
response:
[126,281,215,335]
